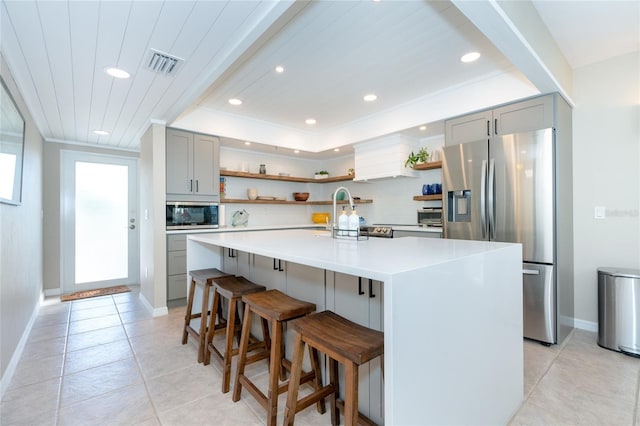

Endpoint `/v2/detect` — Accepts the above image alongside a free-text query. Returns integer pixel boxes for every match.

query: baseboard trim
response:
[0,293,42,399]
[574,318,598,333]
[44,288,61,297]
[138,292,168,317]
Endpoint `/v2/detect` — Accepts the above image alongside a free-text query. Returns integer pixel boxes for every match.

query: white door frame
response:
[60,150,139,293]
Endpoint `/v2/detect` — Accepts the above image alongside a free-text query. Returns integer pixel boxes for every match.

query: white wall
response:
[0,54,44,394]
[572,51,640,324]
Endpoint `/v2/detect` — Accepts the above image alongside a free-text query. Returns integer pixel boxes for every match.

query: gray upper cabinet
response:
[166,128,220,201]
[445,94,556,146]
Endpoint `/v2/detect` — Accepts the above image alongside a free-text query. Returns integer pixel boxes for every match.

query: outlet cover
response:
[594,206,606,219]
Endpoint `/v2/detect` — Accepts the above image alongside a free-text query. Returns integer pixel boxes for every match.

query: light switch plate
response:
[594,206,606,219]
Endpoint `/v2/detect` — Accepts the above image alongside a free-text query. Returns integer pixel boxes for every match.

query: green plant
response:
[315,170,329,175]
[404,147,429,168]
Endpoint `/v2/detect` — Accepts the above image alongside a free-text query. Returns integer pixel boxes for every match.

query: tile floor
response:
[1,286,639,425]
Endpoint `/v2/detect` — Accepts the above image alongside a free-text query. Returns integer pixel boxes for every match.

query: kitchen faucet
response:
[332,186,355,237]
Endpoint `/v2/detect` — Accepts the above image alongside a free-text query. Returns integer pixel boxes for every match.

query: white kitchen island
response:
[187,229,523,425]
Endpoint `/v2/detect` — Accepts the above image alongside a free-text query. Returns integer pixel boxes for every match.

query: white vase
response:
[247,188,257,200]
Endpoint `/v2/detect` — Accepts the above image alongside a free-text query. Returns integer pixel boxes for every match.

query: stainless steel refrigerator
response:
[442,128,559,344]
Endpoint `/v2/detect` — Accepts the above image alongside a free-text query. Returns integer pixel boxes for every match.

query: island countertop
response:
[188,229,516,282]
[187,228,524,425]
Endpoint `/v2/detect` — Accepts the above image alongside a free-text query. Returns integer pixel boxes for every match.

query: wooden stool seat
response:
[181,268,233,363]
[284,310,384,426]
[204,276,266,393]
[232,290,324,426]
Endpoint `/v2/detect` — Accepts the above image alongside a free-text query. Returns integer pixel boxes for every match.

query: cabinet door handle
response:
[273,258,278,270]
[494,118,498,135]
[486,120,490,137]
[368,279,376,298]
[195,180,199,192]
[189,179,193,192]
[228,248,236,258]
[278,259,284,272]
[358,277,365,295]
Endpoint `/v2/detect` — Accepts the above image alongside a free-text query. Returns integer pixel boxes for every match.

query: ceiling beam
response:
[452,0,574,105]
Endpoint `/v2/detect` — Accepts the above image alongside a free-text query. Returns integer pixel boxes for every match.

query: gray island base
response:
[187,229,523,425]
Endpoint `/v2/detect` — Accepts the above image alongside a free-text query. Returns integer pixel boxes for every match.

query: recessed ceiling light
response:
[294,149,300,154]
[419,125,427,131]
[460,52,481,63]
[363,94,377,102]
[305,118,316,125]
[228,98,242,106]
[93,130,109,136]
[244,141,251,145]
[104,67,130,79]
[334,148,340,152]
[275,65,284,73]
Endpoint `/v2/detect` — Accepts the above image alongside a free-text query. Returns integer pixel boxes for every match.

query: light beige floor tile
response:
[69,304,119,321]
[0,376,60,425]
[119,308,153,324]
[66,324,128,352]
[68,313,121,335]
[60,357,143,407]
[27,322,68,343]
[33,310,70,328]
[0,408,57,426]
[8,353,64,390]
[70,295,115,311]
[157,393,262,426]
[134,344,200,380]
[20,335,66,361]
[58,382,156,426]
[64,339,133,374]
[146,363,220,412]
[115,300,146,313]
[123,314,184,339]
[129,329,188,355]
[39,301,71,316]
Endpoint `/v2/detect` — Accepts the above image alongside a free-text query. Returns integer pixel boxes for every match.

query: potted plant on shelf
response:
[314,170,330,179]
[404,147,430,168]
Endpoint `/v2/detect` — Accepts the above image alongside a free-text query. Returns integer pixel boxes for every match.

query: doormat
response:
[60,285,131,302]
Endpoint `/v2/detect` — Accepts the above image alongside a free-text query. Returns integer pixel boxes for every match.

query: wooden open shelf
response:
[221,198,373,205]
[413,195,442,201]
[412,161,442,171]
[220,170,354,183]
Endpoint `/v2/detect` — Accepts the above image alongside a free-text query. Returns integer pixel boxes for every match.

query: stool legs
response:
[182,277,197,345]
[344,362,359,426]
[196,282,211,363]
[232,306,254,403]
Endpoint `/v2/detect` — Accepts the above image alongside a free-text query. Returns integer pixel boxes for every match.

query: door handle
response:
[488,159,496,239]
[189,179,193,192]
[480,159,487,239]
[368,279,376,298]
[195,180,199,192]
[358,277,365,295]
[278,259,284,272]
[523,269,540,275]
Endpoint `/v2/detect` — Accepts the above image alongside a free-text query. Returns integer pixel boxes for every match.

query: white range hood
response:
[353,134,418,181]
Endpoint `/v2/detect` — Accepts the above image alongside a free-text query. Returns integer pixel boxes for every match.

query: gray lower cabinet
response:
[326,272,384,425]
[167,234,187,300]
[221,247,251,278]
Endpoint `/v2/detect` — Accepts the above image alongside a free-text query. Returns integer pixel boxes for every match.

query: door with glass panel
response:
[61,151,139,293]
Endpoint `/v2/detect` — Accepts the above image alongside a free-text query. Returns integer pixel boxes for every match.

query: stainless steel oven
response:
[417,207,443,227]
[166,202,219,230]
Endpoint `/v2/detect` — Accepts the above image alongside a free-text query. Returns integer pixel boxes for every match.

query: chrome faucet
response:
[332,186,355,236]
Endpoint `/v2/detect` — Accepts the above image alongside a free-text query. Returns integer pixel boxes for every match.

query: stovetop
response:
[360,225,394,238]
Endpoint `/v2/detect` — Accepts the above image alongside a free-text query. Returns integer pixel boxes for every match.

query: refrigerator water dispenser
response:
[447,190,471,222]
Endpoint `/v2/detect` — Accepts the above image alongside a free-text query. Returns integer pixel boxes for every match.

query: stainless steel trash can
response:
[597,267,640,357]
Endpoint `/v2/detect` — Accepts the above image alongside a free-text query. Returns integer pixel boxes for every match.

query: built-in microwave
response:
[417,207,443,227]
[166,202,219,230]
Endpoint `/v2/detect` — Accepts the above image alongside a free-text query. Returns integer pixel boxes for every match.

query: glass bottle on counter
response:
[338,207,348,236]
[348,208,359,237]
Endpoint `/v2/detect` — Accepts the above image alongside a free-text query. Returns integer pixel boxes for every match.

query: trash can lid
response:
[598,267,640,279]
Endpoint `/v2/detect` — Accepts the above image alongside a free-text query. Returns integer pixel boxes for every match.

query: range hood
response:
[353,134,418,181]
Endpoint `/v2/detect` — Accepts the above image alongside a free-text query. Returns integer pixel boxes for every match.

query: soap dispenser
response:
[348,207,359,237]
[338,206,348,236]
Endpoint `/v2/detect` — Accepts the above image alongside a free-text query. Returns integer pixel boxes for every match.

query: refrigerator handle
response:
[480,159,487,239]
[488,159,496,239]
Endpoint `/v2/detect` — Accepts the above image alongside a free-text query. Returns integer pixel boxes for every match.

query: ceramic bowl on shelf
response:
[293,192,310,201]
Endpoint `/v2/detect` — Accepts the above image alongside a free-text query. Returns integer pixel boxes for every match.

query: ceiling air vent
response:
[147,49,183,76]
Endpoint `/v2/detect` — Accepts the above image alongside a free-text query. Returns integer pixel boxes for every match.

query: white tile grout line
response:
[634,365,640,426]
[54,299,72,426]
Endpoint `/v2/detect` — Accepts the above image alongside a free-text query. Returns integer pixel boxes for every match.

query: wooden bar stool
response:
[182,268,233,363]
[283,310,384,426]
[232,290,325,426]
[204,275,267,393]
